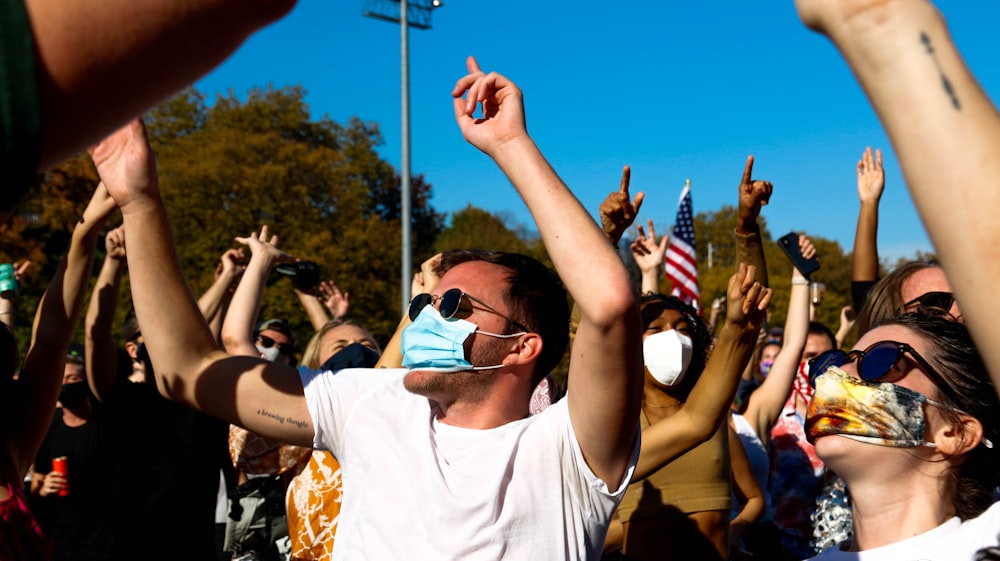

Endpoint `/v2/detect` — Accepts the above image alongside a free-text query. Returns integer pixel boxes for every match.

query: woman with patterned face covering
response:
[803,313,1000,560]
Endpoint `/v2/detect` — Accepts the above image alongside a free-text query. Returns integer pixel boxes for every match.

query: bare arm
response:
[735,155,772,287]
[198,248,245,344]
[92,119,314,447]
[794,1,1000,390]
[633,264,770,480]
[728,423,765,556]
[743,235,815,447]
[631,219,669,296]
[375,254,441,369]
[23,0,295,170]
[453,57,642,486]
[85,225,126,402]
[13,183,116,475]
[852,147,884,284]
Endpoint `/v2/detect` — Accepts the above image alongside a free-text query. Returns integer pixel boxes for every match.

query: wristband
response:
[791,277,809,286]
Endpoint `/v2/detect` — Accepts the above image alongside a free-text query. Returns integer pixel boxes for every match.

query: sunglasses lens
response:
[923,292,953,310]
[408,293,434,321]
[258,335,274,348]
[439,289,464,320]
[859,343,900,382]
[809,350,847,386]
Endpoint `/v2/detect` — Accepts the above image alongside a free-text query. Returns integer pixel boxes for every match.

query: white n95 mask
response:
[643,329,693,387]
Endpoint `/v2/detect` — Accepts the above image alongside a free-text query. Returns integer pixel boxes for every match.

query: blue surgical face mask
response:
[402,305,524,373]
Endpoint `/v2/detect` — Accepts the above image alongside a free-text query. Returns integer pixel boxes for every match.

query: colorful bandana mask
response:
[806,366,935,448]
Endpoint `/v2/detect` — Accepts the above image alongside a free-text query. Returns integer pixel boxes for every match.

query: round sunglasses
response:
[807,340,960,404]
[408,288,528,332]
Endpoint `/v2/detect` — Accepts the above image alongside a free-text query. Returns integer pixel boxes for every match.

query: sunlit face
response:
[810,324,950,474]
[319,324,379,365]
[901,267,961,319]
[403,261,518,401]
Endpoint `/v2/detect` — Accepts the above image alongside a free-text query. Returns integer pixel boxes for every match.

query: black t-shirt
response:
[32,407,113,561]
[102,381,228,561]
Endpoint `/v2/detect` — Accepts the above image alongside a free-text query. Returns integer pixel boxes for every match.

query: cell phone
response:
[777,232,820,277]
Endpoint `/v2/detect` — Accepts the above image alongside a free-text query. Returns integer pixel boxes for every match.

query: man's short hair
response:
[808,321,837,351]
[123,308,140,342]
[435,249,569,384]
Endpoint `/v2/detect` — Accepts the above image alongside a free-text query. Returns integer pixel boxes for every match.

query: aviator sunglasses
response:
[256,334,295,357]
[408,288,529,332]
[807,340,960,404]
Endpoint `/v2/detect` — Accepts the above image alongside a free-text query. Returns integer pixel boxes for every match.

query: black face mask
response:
[59,381,90,408]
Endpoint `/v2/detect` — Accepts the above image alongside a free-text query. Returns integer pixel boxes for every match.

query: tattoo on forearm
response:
[920,32,961,111]
[256,408,309,429]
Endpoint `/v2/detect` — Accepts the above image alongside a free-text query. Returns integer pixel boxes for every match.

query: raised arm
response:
[85,224,127,402]
[633,263,771,480]
[375,253,441,370]
[452,56,642,486]
[91,119,314,447]
[295,280,347,333]
[851,146,884,310]
[631,219,669,296]
[220,225,292,357]
[793,1,1000,389]
[13,183,115,475]
[598,165,644,247]
[742,235,814,446]
[198,248,245,344]
[736,156,772,287]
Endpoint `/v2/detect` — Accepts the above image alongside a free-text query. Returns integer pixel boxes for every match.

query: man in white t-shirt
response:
[94,56,643,560]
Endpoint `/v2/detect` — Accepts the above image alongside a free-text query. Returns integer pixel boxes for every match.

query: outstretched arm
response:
[453,56,642,487]
[198,248,245,344]
[633,264,771,480]
[736,155,772,287]
[23,0,296,171]
[220,225,292,357]
[14,183,116,475]
[851,146,884,310]
[743,235,815,447]
[794,1,1000,388]
[91,119,314,447]
[375,253,441,370]
[598,165,644,247]
[630,219,668,295]
[85,224,126,402]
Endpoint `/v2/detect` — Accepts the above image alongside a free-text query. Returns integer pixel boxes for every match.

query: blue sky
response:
[195,1,1000,264]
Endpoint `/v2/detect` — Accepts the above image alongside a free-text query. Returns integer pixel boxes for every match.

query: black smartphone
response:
[777,232,820,277]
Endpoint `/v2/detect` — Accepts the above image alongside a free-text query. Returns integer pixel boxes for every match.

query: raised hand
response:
[233,225,293,267]
[726,263,772,329]
[215,248,246,288]
[104,225,127,261]
[793,235,817,278]
[451,56,528,156]
[89,119,158,211]
[630,219,668,275]
[737,156,772,233]
[411,253,443,299]
[857,147,884,204]
[598,166,645,244]
[318,280,350,320]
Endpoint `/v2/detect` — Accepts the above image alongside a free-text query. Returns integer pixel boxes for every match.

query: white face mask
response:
[257,345,282,363]
[643,329,693,387]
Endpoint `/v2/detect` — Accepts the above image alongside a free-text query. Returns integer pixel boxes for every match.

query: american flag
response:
[665,179,699,306]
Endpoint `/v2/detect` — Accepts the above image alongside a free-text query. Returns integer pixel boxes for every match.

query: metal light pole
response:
[362,0,440,315]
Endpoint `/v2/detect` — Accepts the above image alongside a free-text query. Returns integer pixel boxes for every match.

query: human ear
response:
[933,413,985,456]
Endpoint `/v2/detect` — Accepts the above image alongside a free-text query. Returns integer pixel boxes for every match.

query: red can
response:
[51,456,69,496]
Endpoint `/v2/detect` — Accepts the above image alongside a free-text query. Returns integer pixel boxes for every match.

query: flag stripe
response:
[664,183,699,306]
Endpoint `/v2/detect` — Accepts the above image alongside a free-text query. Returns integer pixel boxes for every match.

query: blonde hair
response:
[299,319,380,369]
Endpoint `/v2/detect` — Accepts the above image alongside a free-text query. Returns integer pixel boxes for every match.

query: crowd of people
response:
[3,0,1000,560]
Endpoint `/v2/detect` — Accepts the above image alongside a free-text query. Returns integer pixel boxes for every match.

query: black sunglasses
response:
[408,288,529,332]
[808,340,959,403]
[257,334,295,357]
[904,291,955,314]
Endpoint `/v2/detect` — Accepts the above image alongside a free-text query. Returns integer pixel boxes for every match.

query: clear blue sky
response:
[194,1,1000,264]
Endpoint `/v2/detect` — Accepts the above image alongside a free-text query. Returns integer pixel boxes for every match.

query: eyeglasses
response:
[408,288,529,332]
[904,291,955,314]
[257,335,295,357]
[808,340,960,404]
